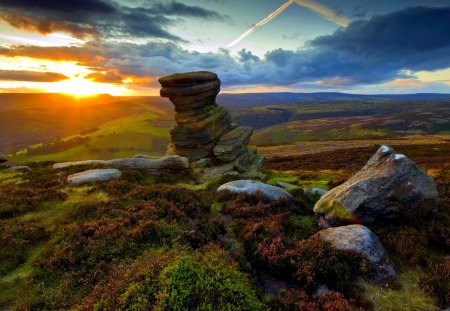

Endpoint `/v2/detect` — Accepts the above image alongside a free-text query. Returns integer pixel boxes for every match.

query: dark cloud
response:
[106,6,450,87]
[2,6,449,89]
[147,2,226,20]
[0,70,69,82]
[0,0,226,41]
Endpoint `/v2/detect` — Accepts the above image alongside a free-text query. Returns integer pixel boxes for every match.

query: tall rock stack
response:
[159,71,263,177]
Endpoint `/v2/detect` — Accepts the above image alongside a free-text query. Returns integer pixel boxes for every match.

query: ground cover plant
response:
[0,142,449,310]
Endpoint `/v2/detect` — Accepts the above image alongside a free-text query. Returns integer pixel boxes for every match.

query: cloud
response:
[1,6,449,91]
[0,70,69,82]
[0,0,227,41]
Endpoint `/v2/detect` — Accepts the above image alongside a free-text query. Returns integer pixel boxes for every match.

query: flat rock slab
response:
[213,126,253,162]
[54,156,189,172]
[68,169,122,185]
[0,153,8,163]
[160,79,220,97]
[314,145,438,225]
[6,166,32,172]
[159,71,217,87]
[315,224,396,285]
[217,180,293,202]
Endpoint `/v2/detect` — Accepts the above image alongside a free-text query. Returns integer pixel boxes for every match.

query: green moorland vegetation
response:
[0,143,448,310]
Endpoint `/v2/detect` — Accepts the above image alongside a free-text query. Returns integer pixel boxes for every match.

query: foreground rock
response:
[314,145,438,226]
[53,156,189,174]
[68,169,122,185]
[217,180,293,202]
[0,153,8,163]
[315,224,396,285]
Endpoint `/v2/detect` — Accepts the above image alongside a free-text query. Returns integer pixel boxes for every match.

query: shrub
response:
[155,246,263,311]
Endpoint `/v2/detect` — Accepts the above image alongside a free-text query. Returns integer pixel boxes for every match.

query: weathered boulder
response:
[315,225,396,285]
[213,126,253,162]
[6,166,32,172]
[0,153,8,163]
[107,155,189,171]
[54,156,189,173]
[68,169,122,185]
[54,160,107,169]
[314,145,438,226]
[217,180,292,202]
[160,79,221,97]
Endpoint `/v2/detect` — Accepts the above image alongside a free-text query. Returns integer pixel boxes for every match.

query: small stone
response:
[6,166,32,172]
[276,181,298,190]
[190,158,212,169]
[315,224,396,285]
[217,180,293,202]
[0,153,8,163]
[213,126,253,162]
[304,188,327,197]
[68,169,122,185]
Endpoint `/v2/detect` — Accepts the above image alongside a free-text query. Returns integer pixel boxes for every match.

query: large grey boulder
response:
[314,145,438,226]
[53,156,189,173]
[68,169,122,185]
[213,126,253,162]
[315,224,396,285]
[0,153,8,163]
[217,180,293,202]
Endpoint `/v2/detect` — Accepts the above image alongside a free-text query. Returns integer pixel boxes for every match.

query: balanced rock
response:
[314,145,438,226]
[0,153,8,163]
[217,180,293,202]
[159,71,263,174]
[214,126,253,162]
[315,225,396,284]
[68,169,122,185]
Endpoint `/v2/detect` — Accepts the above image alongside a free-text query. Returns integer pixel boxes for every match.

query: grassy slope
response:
[10,112,171,163]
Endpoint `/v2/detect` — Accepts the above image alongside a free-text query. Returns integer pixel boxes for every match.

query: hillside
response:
[0,142,448,310]
[0,94,170,152]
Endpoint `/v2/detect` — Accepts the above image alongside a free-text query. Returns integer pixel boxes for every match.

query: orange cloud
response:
[0,70,69,82]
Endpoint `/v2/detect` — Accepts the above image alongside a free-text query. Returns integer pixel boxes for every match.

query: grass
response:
[11,112,170,163]
[361,270,437,311]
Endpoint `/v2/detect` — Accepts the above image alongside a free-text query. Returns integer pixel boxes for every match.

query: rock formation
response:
[159,71,263,178]
[314,145,438,226]
[315,224,396,285]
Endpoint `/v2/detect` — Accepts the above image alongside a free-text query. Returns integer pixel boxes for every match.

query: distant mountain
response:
[218,92,450,108]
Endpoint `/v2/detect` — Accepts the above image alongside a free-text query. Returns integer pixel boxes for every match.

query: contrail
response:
[294,0,350,27]
[226,0,350,49]
[226,0,295,49]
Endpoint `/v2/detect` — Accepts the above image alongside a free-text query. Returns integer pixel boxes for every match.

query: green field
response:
[10,112,171,163]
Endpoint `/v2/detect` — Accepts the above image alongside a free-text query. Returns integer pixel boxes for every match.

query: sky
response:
[0,0,450,96]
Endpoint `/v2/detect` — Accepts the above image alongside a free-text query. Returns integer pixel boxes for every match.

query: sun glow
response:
[0,56,131,96]
[46,77,129,97]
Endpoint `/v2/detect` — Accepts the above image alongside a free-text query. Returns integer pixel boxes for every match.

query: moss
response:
[314,199,356,223]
